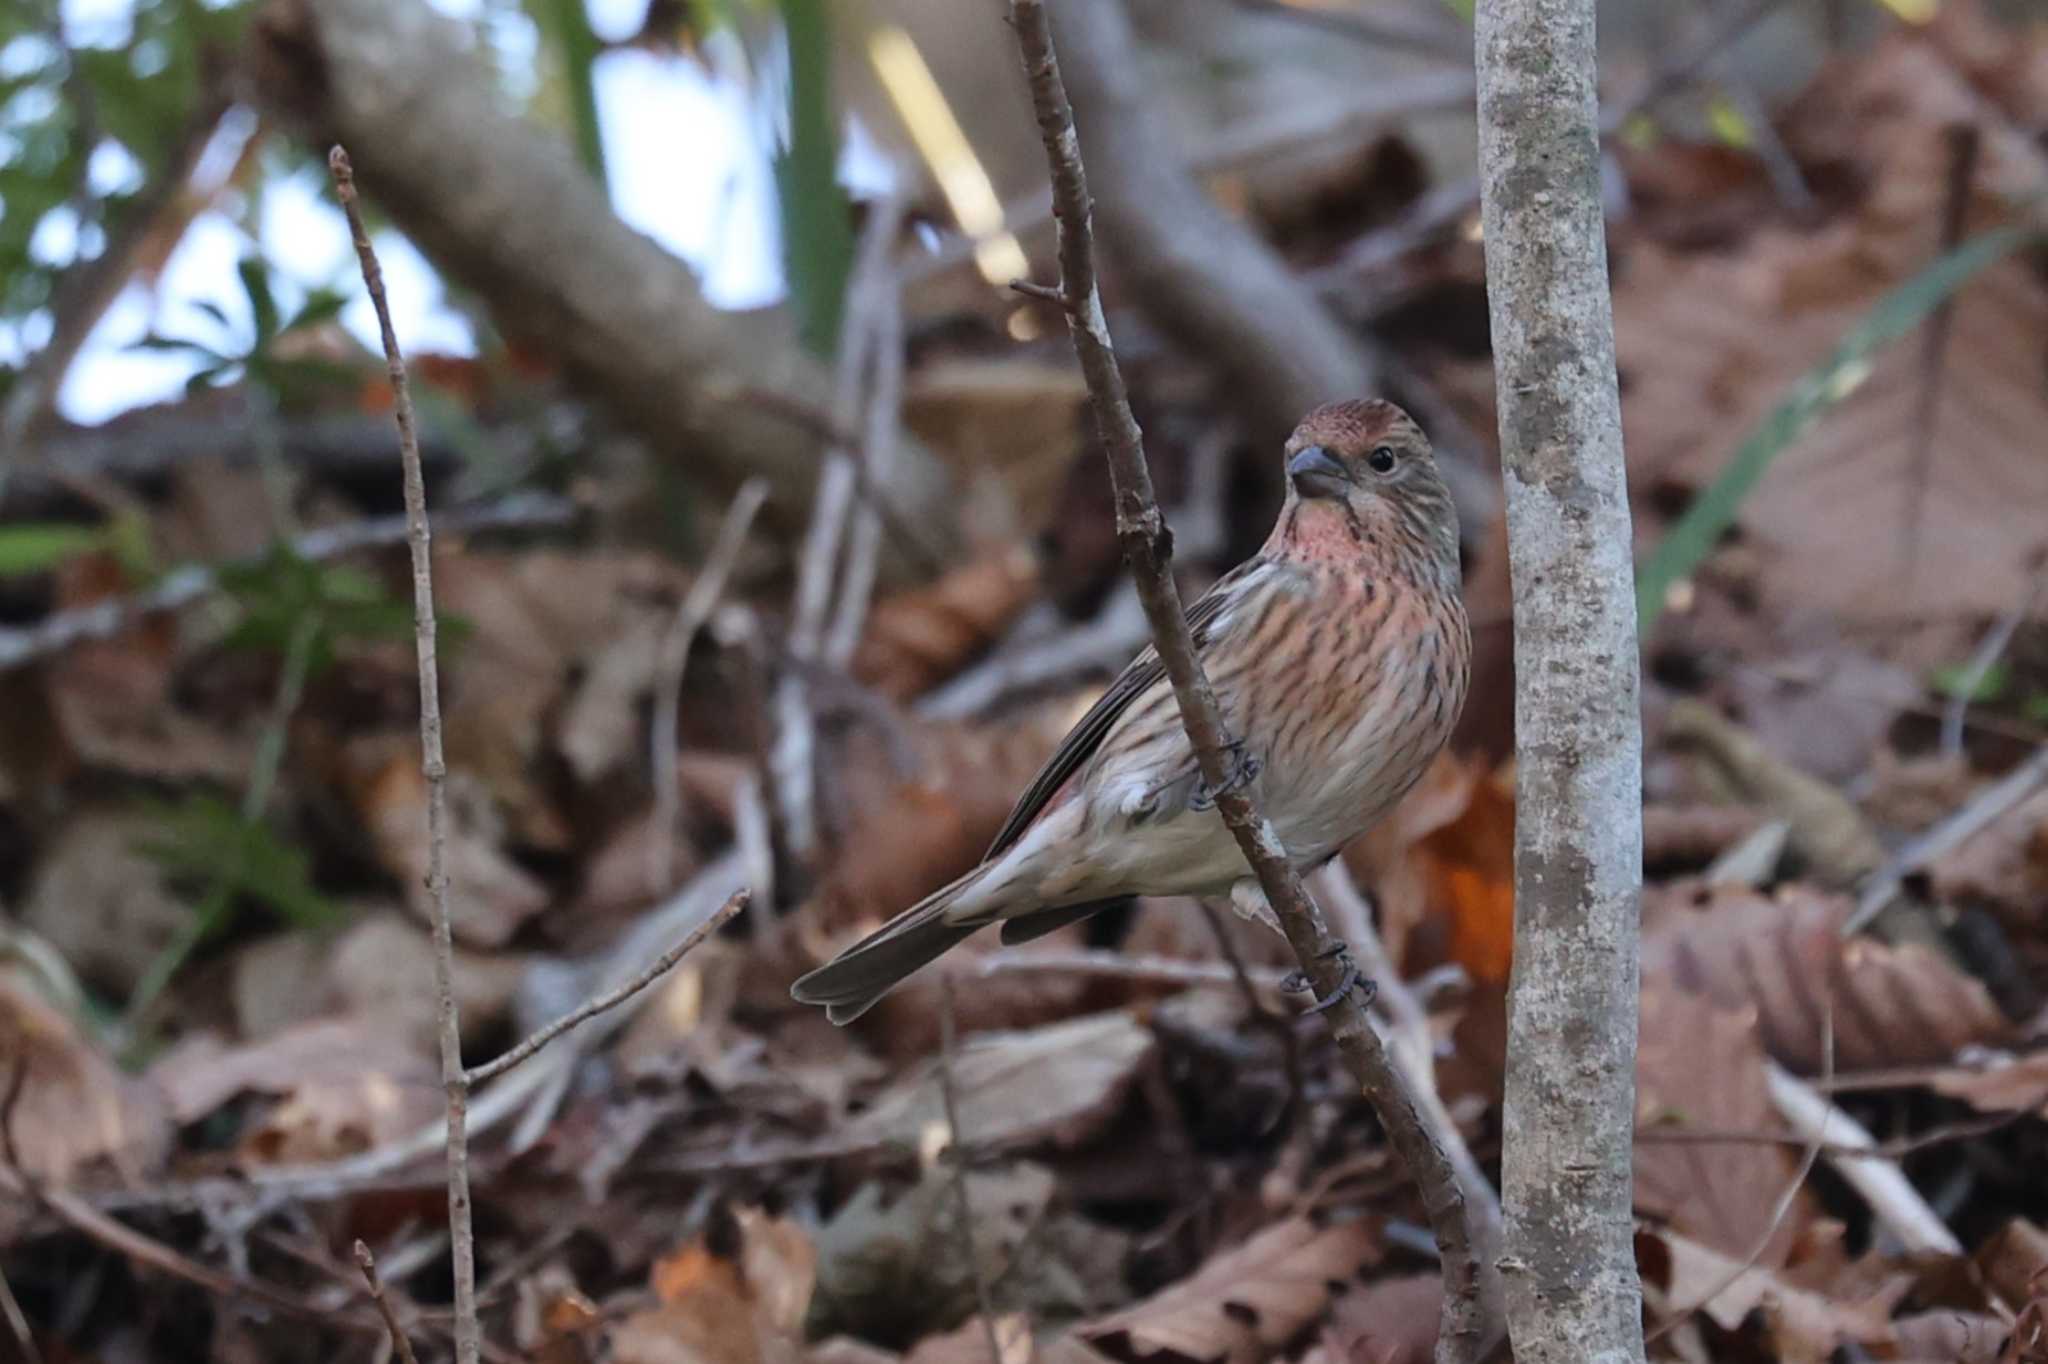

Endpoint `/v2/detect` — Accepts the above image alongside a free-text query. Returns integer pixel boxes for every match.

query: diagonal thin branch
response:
[331,143,481,1364]
[355,1240,424,1364]
[463,889,747,1086]
[1004,6,1502,1360]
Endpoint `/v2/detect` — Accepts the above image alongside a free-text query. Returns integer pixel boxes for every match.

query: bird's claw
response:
[1192,742,1262,811]
[1282,942,1376,1015]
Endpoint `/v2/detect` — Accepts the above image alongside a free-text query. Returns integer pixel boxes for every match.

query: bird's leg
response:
[1282,941,1377,1015]
[1191,739,1261,811]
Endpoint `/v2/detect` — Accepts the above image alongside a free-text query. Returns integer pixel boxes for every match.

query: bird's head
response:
[1276,399,1459,581]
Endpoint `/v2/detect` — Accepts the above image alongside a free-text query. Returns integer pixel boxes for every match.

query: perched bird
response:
[792,399,1470,1023]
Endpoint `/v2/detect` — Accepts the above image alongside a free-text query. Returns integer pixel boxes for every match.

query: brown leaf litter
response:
[1614,5,2048,623]
[1642,882,2014,1072]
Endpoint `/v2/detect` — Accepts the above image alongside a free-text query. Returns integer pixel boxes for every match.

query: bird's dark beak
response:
[1287,445,1352,500]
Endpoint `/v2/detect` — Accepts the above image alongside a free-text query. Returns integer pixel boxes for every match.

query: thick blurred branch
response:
[1473,0,1647,1358]
[247,0,958,559]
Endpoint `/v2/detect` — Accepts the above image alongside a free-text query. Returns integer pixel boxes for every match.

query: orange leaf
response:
[1413,763,1516,985]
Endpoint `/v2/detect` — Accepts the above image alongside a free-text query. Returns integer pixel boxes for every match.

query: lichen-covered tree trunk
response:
[1472,0,1649,1359]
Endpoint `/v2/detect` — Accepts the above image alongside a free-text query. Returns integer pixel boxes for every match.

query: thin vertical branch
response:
[330,145,480,1364]
[1004,6,1500,1359]
[772,190,911,867]
[937,978,1005,1364]
[1472,0,1648,1353]
[825,260,906,668]
[650,479,771,894]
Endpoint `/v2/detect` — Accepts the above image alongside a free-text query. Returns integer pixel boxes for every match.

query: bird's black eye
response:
[1367,445,1397,473]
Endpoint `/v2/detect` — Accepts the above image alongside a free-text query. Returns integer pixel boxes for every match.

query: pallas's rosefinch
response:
[793,400,1470,1022]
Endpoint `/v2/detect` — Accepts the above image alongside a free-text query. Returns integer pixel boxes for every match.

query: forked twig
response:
[330,143,480,1364]
[1005,5,1501,1357]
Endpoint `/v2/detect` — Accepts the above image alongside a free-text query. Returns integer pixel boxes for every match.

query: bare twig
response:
[1763,1062,1962,1255]
[355,1241,424,1364]
[920,591,1151,720]
[1313,865,1504,1262]
[1227,0,1470,58]
[1197,898,1305,1129]
[1006,6,1500,1359]
[650,481,770,894]
[1848,744,2048,934]
[772,191,910,868]
[2,1065,365,1332]
[0,493,571,673]
[331,144,480,1364]
[0,1272,35,1364]
[937,978,1006,1364]
[1941,572,2046,760]
[1645,1000,1831,1349]
[464,889,746,1086]
[825,251,907,668]
[1035,0,1382,461]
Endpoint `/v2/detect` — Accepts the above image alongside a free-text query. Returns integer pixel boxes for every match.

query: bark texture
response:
[1472,0,1648,1359]
[247,0,958,553]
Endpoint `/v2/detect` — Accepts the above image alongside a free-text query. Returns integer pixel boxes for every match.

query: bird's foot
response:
[1191,741,1262,811]
[1281,941,1376,1015]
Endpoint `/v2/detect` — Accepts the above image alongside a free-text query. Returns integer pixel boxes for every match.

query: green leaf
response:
[282,287,349,334]
[526,0,609,189]
[238,254,279,345]
[774,0,854,358]
[0,522,107,577]
[137,794,336,932]
[1636,225,2046,633]
[1929,660,2010,703]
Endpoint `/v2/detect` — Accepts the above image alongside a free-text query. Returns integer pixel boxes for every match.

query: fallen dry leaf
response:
[1642,883,2014,1072]
[1928,1050,2048,1115]
[20,809,196,997]
[812,1165,1062,1346]
[1616,21,2048,622]
[1324,1273,1440,1364]
[146,1013,441,1164]
[0,966,169,1185]
[1976,1219,2048,1310]
[1930,786,2048,931]
[854,543,1043,701]
[846,1011,1154,1153]
[1636,982,1810,1265]
[1887,1310,2014,1364]
[1640,1226,1909,1364]
[1345,751,1513,979]
[1078,1217,1378,1364]
[616,1209,816,1364]
[351,740,551,948]
[811,694,1085,942]
[899,1314,1042,1364]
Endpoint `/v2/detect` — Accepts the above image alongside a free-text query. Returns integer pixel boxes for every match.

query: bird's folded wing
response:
[982,561,1257,859]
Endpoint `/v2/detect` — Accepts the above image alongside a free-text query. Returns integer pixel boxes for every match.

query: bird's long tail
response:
[790,868,985,1024]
